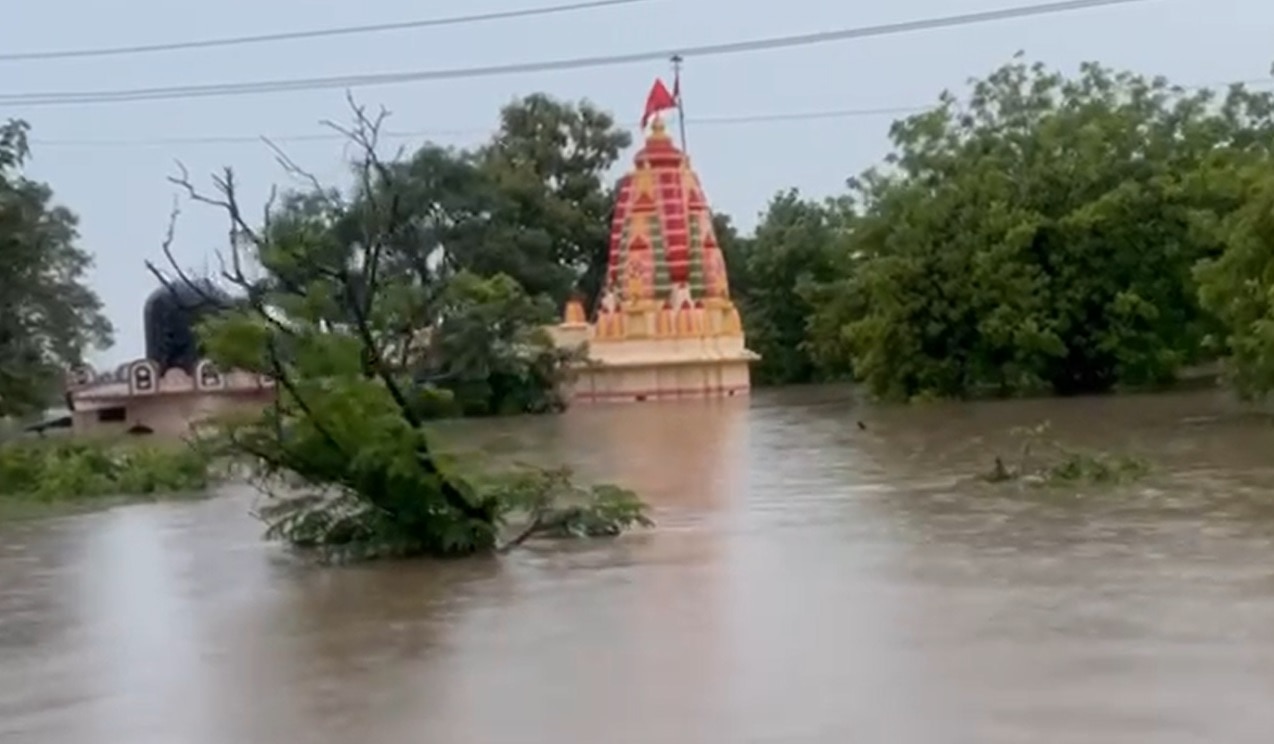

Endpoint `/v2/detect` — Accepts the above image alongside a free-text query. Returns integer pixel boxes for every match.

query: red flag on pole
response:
[641,78,677,128]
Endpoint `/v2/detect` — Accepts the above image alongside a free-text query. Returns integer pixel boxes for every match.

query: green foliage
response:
[0,119,113,418]
[984,420,1149,486]
[479,94,632,309]
[0,437,212,504]
[208,377,506,558]
[1194,161,1274,398]
[713,213,752,300]
[732,190,852,385]
[233,183,580,420]
[199,283,515,557]
[245,93,628,322]
[804,56,1274,400]
[248,463,649,562]
[371,94,631,312]
[1044,450,1150,485]
[167,101,649,561]
[491,465,653,543]
[420,271,578,417]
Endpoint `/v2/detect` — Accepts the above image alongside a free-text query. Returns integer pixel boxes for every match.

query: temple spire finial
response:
[670,55,687,154]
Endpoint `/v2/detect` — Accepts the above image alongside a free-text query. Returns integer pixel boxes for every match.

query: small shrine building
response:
[551,110,759,403]
[64,282,274,437]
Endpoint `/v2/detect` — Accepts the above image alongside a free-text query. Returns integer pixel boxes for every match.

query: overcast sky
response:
[1,0,1268,365]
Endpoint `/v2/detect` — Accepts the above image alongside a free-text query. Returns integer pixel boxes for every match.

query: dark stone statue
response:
[142,280,231,375]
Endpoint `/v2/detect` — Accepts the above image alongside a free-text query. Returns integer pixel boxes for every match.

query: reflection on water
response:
[4,388,1274,742]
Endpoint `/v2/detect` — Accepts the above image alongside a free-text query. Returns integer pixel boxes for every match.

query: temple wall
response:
[547,323,590,349]
[571,360,751,403]
[71,391,273,438]
[589,335,750,362]
[547,310,757,405]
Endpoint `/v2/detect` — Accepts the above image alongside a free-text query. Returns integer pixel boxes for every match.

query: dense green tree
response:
[734,190,849,386]
[378,94,630,313]
[712,213,753,302]
[480,94,631,309]
[1195,159,1274,398]
[811,56,1274,400]
[0,119,113,418]
[415,271,577,417]
[154,104,647,560]
[256,146,576,419]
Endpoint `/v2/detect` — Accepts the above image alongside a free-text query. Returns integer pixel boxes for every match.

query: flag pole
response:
[671,54,688,154]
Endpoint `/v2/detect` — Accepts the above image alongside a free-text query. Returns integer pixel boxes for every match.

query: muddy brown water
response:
[4,387,1274,743]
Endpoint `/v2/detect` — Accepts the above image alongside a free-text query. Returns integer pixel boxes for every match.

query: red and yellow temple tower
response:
[551,98,758,403]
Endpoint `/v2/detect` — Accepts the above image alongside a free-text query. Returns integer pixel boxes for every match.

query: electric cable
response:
[0,0,1163,107]
[29,76,1273,149]
[28,106,929,147]
[0,0,658,62]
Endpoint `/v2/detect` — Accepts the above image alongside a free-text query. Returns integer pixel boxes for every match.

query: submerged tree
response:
[416,271,579,417]
[150,100,649,560]
[0,119,113,418]
[814,56,1274,400]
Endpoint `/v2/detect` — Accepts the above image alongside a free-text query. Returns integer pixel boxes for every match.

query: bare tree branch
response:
[263,137,326,197]
[154,94,494,525]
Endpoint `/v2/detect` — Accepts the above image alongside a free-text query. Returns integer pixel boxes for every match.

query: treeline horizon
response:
[9,53,1274,420]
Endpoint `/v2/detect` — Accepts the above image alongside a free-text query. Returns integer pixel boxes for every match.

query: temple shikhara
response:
[551,79,759,403]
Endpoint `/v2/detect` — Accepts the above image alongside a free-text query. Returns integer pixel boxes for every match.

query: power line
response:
[0,0,657,63]
[34,74,1274,149]
[29,106,933,148]
[0,0,1163,107]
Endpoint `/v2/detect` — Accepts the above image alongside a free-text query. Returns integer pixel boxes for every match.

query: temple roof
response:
[603,118,732,309]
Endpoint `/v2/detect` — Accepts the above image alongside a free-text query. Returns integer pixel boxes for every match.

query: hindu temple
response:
[551,95,759,403]
[64,281,274,437]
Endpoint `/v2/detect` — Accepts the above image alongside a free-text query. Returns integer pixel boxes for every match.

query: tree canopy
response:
[798,57,1274,400]
[370,94,631,313]
[1194,158,1274,398]
[729,190,850,386]
[0,119,112,418]
[153,100,646,560]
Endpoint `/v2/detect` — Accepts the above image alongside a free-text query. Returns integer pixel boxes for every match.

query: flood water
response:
[4,387,1274,743]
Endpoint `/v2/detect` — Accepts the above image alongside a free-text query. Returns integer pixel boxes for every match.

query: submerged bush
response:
[983,421,1150,487]
[0,437,214,502]
[251,466,652,563]
[227,398,654,562]
[1042,449,1150,485]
